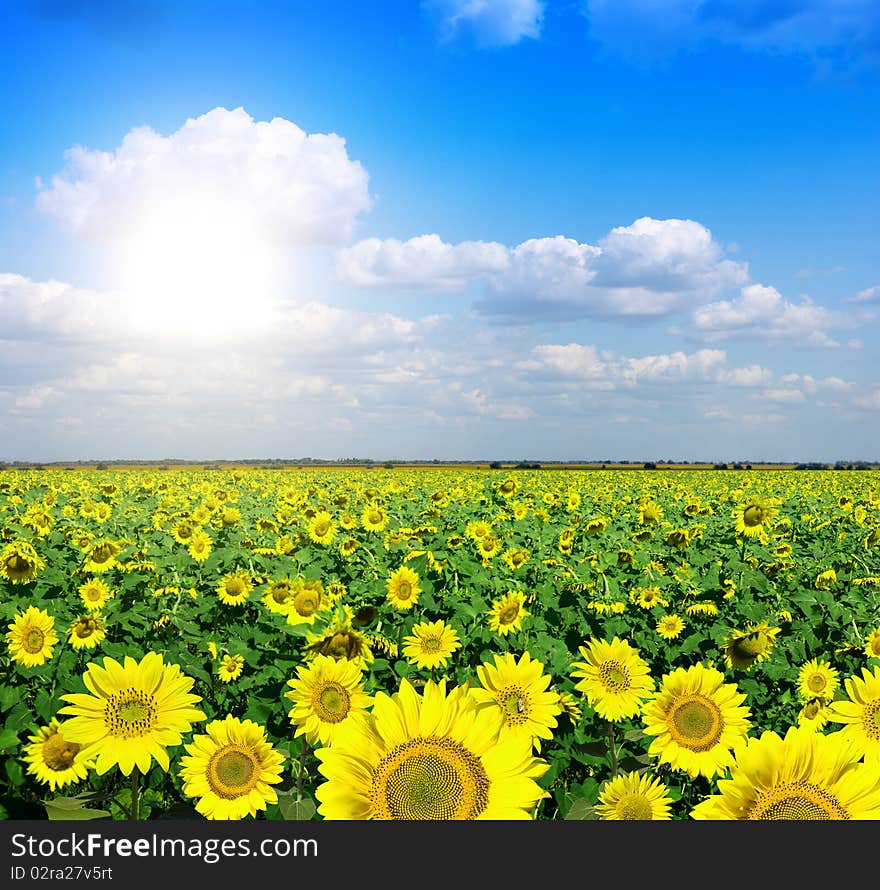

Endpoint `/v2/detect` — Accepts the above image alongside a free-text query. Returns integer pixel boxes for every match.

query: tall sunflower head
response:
[6,606,58,667]
[487,590,530,637]
[179,715,285,820]
[304,607,374,670]
[285,654,373,746]
[385,565,422,611]
[314,679,549,820]
[58,652,205,776]
[691,726,880,820]
[797,659,839,702]
[215,571,253,606]
[596,771,674,820]
[570,636,654,722]
[23,718,94,792]
[827,664,880,760]
[642,662,751,779]
[470,651,562,750]
[402,619,461,670]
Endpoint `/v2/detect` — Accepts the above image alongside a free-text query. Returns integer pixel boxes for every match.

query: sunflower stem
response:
[130,767,140,821]
[607,722,619,778]
[297,735,306,801]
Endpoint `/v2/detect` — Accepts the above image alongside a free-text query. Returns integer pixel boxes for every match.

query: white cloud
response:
[762,388,807,403]
[36,106,371,247]
[425,0,544,46]
[689,283,840,346]
[341,217,747,321]
[847,285,880,303]
[336,234,508,290]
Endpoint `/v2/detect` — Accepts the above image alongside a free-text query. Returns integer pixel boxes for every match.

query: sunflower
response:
[58,652,205,776]
[179,715,285,820]
[361,504,389,533]
[304,607,374,670]
[470,651,562,751]
[642,663,751,779]
[634,585,668,609]
[691,726,880,820]
[595,771,674,820]
[6,606,58,667]
[827,665,880,760]
[657,614,685,640]
[261,577,296,615]
[217,654,245,683]
[386,565,422,611]
[487,590,530,637]
[307,512,337,546]
[68,615,107,651]
[637,501,664,525]
[83,539,122,573]
[865,628,880,660]
[187,530,212,563]
[685,601,719,618]
[815,569,837,590]
[558,691,582,723]
[402,619,462,670]
[797,659,839,702]
[314,679,549,820]
[722,623,781,670]
[285,579,330,627]
[477,534,503,562]
[732,497,777,540]
[0,540,45,584]
[285,654,373,746]
[797,697,833,731]
[570,637,654,721]
[339,537,359,557]
[23,719,93,791]
[216,571,253,606]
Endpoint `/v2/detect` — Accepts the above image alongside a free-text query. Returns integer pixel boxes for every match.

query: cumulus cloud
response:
[336,234,509,290]
[340,217,747,321]
[688,283,841,346]
[424,0,545,46]
[583,0,880,71]
[846,285,880,303]
[35,106,372,246]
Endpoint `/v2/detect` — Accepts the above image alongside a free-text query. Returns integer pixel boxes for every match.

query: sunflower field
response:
[2,466,880,821]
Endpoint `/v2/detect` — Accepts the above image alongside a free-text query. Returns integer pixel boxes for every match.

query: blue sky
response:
[1,0,878,462]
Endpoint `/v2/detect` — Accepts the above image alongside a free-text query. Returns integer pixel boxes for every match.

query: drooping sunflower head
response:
[304,608,374,670]
[261,577,296,614]
[0,540,45,584]
[6,606,58,667]
[314,679,549,820]
[285,654,373,746]
[691,726,880,820]
[570,636,655,722]
[642,662,752,780]
[595,771,674,820]
[23,718,94,792]
[797,659,840,702]
[68,615,107,651]
[797,696,832,731]
[722,623,781,671]
[286,579,329,626]
[180,715,285,820]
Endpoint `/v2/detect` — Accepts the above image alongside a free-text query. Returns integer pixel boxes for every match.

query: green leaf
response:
[44,794,111,821]
[0,728,20,752]
[278,794,317,821]
[564,798,597,820]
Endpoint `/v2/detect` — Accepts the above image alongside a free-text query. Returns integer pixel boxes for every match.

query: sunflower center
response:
[207,747,260,799]
[807,673,828,694]
[368,510,382,524]
[294,592,319,616]
[371,737,490,820]
[599,661,631,693]
[316,682,351,722]
[270,584,292,604]
[498,605,519,625]
[23,628,45,653]
[75,619,99,638]
[396,582,412,599]
[869,638,880,657]
[90,545,114,564]
[866,701,880,736]
[803,699,824,719]
[314,520,330,536]
[317,631,363,661]
[748,783,849,820]
[499,686,530,725]
[42,733,81,771]
[422,635,441,651]
[667,695,723,751]
[84,587,102,602]
[104,688,157,738]
[7,555,35,577]
[742,505,764,526]
[616,794,654,820]
[225,579,246,597]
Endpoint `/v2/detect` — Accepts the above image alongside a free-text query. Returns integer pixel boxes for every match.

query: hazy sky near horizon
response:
[1,0,878,463]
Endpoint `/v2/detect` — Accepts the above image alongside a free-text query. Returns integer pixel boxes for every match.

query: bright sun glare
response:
[109,197,278,341]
